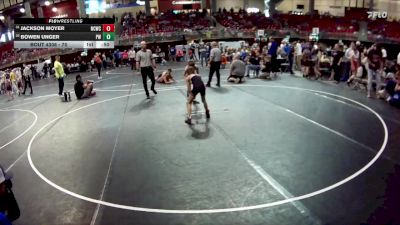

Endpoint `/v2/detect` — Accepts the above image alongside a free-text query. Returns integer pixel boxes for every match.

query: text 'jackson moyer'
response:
[19,26,65,31]
[20,35,60,39]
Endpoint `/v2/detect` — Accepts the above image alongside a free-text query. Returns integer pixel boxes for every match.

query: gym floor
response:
[1,62,399,225]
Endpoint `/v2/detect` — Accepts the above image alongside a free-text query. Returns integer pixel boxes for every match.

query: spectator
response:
[347,64,367,86]
[169,45,176,62]
[228,53,246,83]
[246,51,261,78]
[182,46,187,62]
[320,52,331,64]
[14,69,23,96]
[128,47,136,70]
[9,69,18,95]
[190,42,198,61]
[348,42,360,79]
[301,48,313,78]
[268,38,279,77]
[332,44,344,83]
[295,40,303,70]
[74,74,96,99]
[261,55,272,76]
[367,43,384,98]
[342,44,352,81]
[240,49,247,61]
[4,71,13,101]
[43,62,49,79]
[206,41,222,87]
[102,52,107,70]
[155,46,162,56]
[199,42,208,67]
[287,42,295,75]
[221,53,228,69]
[311,47,322,79]
[382,46,387,63]
[176,50,184,62]
[122,50,129,66]
[385,72,400,107]
[114,49,121,67]
[397,51,400,67]
[189,48,195,61]
[95,53,103,80]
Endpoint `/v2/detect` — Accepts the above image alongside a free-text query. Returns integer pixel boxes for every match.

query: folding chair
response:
[280,56,290,73]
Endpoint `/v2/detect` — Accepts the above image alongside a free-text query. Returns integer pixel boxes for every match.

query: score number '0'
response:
[102,24,115,32]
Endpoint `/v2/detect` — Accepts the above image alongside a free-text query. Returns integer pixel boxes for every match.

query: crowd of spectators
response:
[267,39,400,108]
[120,10,211,39]
[0,46,63,69]
[167,38,399,108]
[368,19,400,40]
[214,8,280,30]
[275,14,359,34]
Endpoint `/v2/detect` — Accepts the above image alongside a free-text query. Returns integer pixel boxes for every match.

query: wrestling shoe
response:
[185,117,192,125]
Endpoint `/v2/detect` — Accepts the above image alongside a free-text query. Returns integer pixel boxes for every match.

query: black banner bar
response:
[15,24,104,32]
[14,32,103,41]
[15,18,115,24]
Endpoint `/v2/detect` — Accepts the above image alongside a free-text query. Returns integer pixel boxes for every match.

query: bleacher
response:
[120,11,211,39]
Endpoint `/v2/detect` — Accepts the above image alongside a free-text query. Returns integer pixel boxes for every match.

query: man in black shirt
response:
[74,75,96,99]
[332,44,344,83]
[367,43,384,98]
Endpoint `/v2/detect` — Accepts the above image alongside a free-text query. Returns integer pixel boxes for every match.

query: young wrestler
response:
[157,68,176,84]
[184,66,210,125]
[184,61,200,104]
[184,61,199,73]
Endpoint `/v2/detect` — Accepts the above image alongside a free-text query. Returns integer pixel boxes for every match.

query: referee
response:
[136,41,157,99]
[206,41,222,87]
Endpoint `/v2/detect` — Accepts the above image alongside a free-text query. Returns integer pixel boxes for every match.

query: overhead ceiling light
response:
[247,7,260,13]
[20,8,25,13]
[52,7,58,12]
[172,1,201,4]
[0,15,4,20]
[136,0,145,6]
[44,1,50,6]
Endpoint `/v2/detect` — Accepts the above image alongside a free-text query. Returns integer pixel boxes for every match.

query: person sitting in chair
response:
[74,75,96,99]
[261,55,272,78]
[227,53,245,83]
[384,71,400,107]
[245,51,261,78]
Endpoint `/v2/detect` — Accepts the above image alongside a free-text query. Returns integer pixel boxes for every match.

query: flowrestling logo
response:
[367,11,388,19]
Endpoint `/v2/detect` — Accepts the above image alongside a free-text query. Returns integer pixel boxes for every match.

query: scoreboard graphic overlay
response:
[14,18,115,49]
